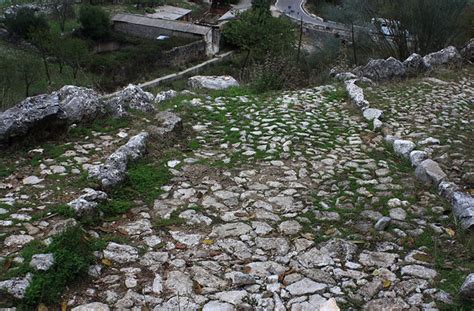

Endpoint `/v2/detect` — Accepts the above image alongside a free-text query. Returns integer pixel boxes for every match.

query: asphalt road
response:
[275,0,349,32]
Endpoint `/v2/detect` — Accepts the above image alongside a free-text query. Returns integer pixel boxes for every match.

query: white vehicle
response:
[371,18,410,38]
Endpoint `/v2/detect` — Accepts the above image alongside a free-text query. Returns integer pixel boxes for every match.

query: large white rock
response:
[393,139,416,159]
[355,57,406,81]
[363,108,384,121]
[103,242,138,263]
[345,79,369,109]
[210,222,252,237]
[104,84,155,118]
[203,301,234,311]
[423,46,462,69]
[460,273,474,299]
[4,234,34,248]
[164,270,194,295]
[415,159,447,186]
[72,302,110,311]
[401,264,437,280]
[22,176,44,185]
[403,53,428,75]
[188,75,239,90]
[409,150,428,167]
[68,188,107,216]
[30,253,55,271]
[461,38,474,61]
[0,86,102,143]
[285,278,327,295]
[0,273,32,299]
[87,132,149,188]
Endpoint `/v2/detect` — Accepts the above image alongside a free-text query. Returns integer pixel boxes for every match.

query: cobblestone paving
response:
[1,85,472,310]
[365,68,474,193]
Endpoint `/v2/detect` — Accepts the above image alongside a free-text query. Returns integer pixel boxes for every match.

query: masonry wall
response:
[114,22,202,41]
[162,40,207,66]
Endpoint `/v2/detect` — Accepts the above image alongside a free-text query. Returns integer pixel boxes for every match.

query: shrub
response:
[248,54,304,92]
[78,5,111,40]
[4,8,49,39]
[23,226,94,305]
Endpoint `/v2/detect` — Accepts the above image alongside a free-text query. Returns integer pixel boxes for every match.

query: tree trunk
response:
[297,17,303,63]
[351,23,357,65]
[42,56,51,85]
[58,61,63,74]
[240,49,251,80]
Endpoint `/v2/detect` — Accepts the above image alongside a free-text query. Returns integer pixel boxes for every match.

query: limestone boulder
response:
[104,84,155,118]
[450,191,474,230]
[155,90,177,104]
[461,38,474,62]
[403,53,429,75]
[355,57,406,81]
[460,273,474,299]
[0,86,102,144]
[415,159,447,186]
[423,46,462,69]
[87,132,149,188]
[345,79,369,110]
[188,75,239,90]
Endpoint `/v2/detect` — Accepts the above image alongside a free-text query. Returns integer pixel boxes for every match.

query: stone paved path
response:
[365,68,474,192]
[1,83,472,310]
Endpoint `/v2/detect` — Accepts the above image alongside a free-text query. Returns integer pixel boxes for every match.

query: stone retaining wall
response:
[343,47,474,231]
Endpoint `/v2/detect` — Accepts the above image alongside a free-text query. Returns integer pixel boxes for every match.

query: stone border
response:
[343,61,474,231]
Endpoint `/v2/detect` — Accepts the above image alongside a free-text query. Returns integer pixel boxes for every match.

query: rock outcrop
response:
[422,46,462,69]
[148,111,183,138]
[403,53,429,75]
[461,38,474,62]
[354,57,406,81]
[68,188,108,216]
[87,132,149,188]
[104,84,155,118]
[188,76,239,90]
[0,86,102,144]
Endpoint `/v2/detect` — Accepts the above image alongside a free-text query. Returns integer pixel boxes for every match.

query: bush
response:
[78,5,111,40]
[222,9,297,62]
[248,54,304,92]
[23,226,94,305]
[4,8,49,39]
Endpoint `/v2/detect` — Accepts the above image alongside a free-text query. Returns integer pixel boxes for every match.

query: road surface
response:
[275,0,349,33]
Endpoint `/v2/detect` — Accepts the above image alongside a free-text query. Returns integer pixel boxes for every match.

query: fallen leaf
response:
[383,279,391,288]
[2,258,12,271]
[301,233,314,240]
[202,239,214,245]
[445,228,455,238]
[175,243,187,249]
[101,258,112,267]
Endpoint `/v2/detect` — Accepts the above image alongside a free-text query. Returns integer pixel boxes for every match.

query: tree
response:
[78,5,111,40]
[4,7,49,39]
[222,9,297,72]
[17,54,42,97]
[251,0,272,14]
[320,0,365,65]
[0,58,16,108]
[58,37,89,79]
[354,0,467,58]
[51,0,75,33]
[30,30,54,84]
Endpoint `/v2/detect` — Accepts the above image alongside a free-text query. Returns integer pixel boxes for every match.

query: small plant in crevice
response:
[0,226,96,307]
